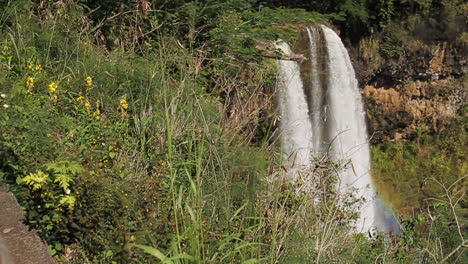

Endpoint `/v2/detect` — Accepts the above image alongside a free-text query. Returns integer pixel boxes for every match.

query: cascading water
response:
[276,41,313,182]
[277,25,399,234]
[321,25,379,233]
[306,27,325,153]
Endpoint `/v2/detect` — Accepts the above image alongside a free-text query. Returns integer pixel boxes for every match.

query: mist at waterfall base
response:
[276,25,400,235]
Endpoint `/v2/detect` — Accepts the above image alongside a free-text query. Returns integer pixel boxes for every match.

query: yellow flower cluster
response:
[93,108,101,120]
[76,95,85,103]
[84,100,91,111]
[48,82,58,93]
[26,77,34,89]
[28,64,42,72]
[85,76,93,88]
[120,98,128,110]
[119,98,129,116]
[76,95,96,116]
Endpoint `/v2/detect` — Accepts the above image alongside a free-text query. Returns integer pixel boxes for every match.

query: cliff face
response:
[352,35,466,143]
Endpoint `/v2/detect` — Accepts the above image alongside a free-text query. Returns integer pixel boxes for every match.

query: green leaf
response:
[54,173,73,190]
[48,245,56,256]
[22,171,49,190]
[105,250,113,258]
[55,243,63,251]
[59,195,76,209]
[168,253,194,261]
[131,244,174,264]
[242,259,260,264]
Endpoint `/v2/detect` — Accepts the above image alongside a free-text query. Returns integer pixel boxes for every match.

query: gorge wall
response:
[350,31,466,143]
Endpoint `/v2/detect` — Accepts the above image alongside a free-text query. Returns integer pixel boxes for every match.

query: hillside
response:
[0,1,466,263]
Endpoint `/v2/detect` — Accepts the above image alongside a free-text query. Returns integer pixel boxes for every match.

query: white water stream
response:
[276,41,313,182]
[321,25,377,233]
[277,25,399,234]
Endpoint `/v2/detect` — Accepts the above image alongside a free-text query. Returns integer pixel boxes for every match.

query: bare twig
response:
[426,175,467,263]
[439,242,467,263]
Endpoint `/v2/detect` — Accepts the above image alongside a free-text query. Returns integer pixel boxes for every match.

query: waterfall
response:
[321,25,378,233]
[276,41,313,182]
[307,27,325,153]
[277,25,399,234]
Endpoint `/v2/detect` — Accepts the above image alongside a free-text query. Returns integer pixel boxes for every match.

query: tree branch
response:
[260,52,307,62]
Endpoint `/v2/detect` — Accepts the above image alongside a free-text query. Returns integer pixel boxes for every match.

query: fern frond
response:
[54,173,74,190]
[22,171,50,190]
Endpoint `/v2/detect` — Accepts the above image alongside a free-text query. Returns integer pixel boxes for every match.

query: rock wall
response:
[352,37,466,143]
[0,184,56,264]
[364,78,464,142]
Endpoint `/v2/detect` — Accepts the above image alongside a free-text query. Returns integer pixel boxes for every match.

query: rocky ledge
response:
[0,184,56,264]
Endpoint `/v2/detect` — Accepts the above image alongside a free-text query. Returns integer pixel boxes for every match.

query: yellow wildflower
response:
[93,108,101,120]
[26,77,34,89]
[120,98,129,110]
[28,64,33,70]
[35,64,42,71]
[85,76,93,87]
[84,100,91,111]
[76,95,85,103]
[48,82,58,93]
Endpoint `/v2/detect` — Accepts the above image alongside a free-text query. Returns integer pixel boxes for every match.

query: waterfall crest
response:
[277,25,399,234]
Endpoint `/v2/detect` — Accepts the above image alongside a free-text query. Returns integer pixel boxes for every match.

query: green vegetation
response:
[372,117,467,263]
[0,0,466,263]
[359,0,466,60]
[372,116,467,212]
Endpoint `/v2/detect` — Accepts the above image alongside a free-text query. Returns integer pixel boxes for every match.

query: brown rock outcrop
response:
[363,77,465,142]
[349,27,467,143]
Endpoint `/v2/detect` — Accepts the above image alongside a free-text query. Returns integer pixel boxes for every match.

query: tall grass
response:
[0,1,466,263]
